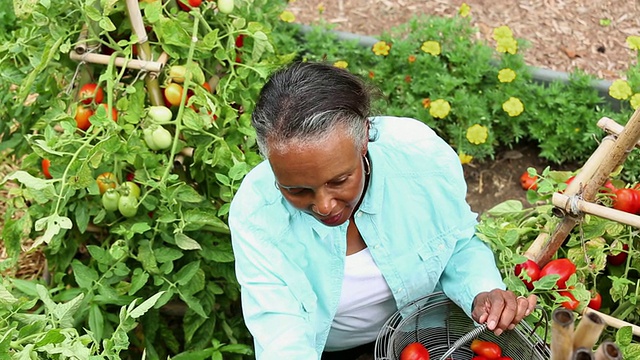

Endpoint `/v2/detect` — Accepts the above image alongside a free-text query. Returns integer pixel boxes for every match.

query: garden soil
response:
[287,0,639,214]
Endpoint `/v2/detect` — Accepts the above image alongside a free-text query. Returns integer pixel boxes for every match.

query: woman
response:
[229,61,536,359]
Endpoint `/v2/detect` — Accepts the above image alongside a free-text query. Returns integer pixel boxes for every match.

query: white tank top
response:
[324,247,397,351]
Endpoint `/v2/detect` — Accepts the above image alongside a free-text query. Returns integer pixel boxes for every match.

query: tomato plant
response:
[96,172,117,194]
[41,158,52,179]
[218,0,234,14]
[607,243,629,266]
[539,258,576,289]
[514,259,540,291]
[400,342,430,360]
[95,103,118,122]
[74,105,94,131]
[121,181,141,199]
[519,171,538,190]
[470,340,502,359]
[78,83,104,104]
[117,194,138,218]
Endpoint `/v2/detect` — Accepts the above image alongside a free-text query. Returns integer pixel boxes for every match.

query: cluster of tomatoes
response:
[97,172,141,218]
[75,83,118,131]
[398,339,512,360]
[514,257,602,311]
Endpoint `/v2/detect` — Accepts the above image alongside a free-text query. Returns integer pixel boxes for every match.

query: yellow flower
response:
[458,3,471,17]
[317,3,325,13]
[421,41,441,56]
[492,25,514,41]
[498,68,517,83]
[372,41,391,56]
[496,37,518,54]
[630,93,640,109]
[429,99,451,118]
[466,124,488,145]
[626,36,640,51]
[609,79,632,100]
[421,98,431,108]
[459,152,473,164]
[502,97,524,117]
[279,10,296,23]
[408,55,416,63]
[333,60,348,69]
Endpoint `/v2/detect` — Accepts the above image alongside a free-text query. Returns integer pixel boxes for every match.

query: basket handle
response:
[436,324,488,360]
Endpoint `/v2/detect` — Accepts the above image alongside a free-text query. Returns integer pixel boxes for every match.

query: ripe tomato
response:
[217,0,234,13]
[102,189,120,212]
[607,244,629,266]
[78,83,104,104]
[177,0,202,10]
[612,188,640,214]
[235,34,245,48]
[118,194,139,218]
[75,105,95,131]
[400,342,430,360]
[599,180,616,194]
[42,159,52,179]
[164,83,184,107]
[588,292,602,311]
[202,82,212,93]
[471,357,489,360]
[97,103,118,122]
[519,171,538,190]
[470,340,502,359]
[96,172,118,194]
[514,259,541,291]
[539,258,576,289]
[558,290,580,310]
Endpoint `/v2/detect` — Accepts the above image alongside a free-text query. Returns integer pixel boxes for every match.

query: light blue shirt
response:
[229,116,506,359]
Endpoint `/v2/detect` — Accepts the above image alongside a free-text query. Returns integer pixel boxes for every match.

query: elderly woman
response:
[229,61,536,359]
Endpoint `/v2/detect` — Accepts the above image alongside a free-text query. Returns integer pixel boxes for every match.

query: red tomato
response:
[202,82,212,93]
[164,83,184,107]
[607,244,629,266]
[514,259,541,291]
[42,159,52,179]
[519,171,538,190]
[560,175,576,193]
[78,83,104,104]
[559,290,580,310]
[612,188,640,214]
[588,292,602,311]
[599,180,617,194]
[471,357,489,360]
[75,105,95,131]
[97,103,118,122]
[235,34,245,48]
[470,340,502,359]
[177,0,202,10]
[400,342,430,360]
[539,258,576,289]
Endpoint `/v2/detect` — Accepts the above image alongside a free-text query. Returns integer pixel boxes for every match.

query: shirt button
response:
[356,211,363,217]
[373,244,380,249]
[395,288,403,294]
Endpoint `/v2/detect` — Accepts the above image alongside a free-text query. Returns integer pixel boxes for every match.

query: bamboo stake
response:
[74,24,90,54]
[573,312,606,351]
[594,341,622,360]
[525,109,640,267]
[583,307,640,337]
[597,117,640,148]
[551,308,575,360]
[572,348,595,360]
[69,52,164,72]
[552,193,640,229]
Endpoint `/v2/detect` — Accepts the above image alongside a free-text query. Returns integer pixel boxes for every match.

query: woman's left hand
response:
[471,289,537,336]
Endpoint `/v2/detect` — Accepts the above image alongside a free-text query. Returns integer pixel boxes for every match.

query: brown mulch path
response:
[287,0,640,80]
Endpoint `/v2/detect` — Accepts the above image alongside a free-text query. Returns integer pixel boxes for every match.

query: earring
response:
[363,156,371,176]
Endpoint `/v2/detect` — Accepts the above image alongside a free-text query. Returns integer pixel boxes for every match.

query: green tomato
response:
[217,0,234,14]
[147,106,173,123]
[118,195,139,218]
[102,189,120,211]
[152,126,173,150]
[121,181,141,199]
[143,127,160,150]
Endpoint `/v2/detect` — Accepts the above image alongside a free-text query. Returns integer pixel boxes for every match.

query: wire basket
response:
[374,292,551,360]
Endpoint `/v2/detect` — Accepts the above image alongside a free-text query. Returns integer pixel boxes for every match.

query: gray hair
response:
[251,62,375,157]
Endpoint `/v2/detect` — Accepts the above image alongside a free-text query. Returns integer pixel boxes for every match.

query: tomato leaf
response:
[616,326,633,346]
[129,291,166,319]
[89,304,105,342]
[129,269,150,296]
[623,343,640,359]
[175,233,202,251]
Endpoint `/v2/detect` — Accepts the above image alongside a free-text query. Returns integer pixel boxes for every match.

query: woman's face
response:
[268,129,368,227]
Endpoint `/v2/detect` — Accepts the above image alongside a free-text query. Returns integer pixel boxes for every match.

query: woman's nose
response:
[313,188,333,215]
